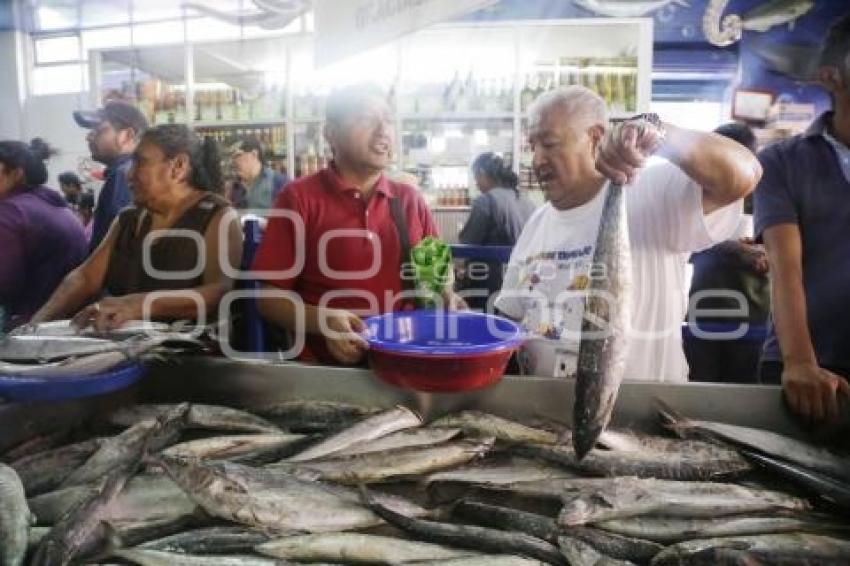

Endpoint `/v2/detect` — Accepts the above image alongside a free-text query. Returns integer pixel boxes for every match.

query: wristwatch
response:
[626,112,666,148]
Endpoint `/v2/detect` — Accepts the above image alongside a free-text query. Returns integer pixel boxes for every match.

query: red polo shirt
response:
[252,163,439,363]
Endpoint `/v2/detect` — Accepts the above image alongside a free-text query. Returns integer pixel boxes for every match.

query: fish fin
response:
[653,397,690,437]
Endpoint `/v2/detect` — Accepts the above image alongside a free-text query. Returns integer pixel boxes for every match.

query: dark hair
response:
[141,124,223,194]
[713,122,756,153]
[78,191,95,210]
[58,171,82,188]
[819,13,850,71]
[0,138,56,188]
[237,136,265,166]
[325,83,389,126]
[472,152,519,190]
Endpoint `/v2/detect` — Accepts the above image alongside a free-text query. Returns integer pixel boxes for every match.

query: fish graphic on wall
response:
[703,0,816,48]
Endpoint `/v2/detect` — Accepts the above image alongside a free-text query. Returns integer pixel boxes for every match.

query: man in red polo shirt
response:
[253,84,446,365]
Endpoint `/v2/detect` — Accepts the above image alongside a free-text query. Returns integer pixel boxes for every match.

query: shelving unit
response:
[90,18,652,203]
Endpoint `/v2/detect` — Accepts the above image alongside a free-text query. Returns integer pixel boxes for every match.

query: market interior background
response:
[0,0,845,216]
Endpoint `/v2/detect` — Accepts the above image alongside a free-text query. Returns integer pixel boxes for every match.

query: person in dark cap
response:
[73,100,148,252]
[228,136,289,210]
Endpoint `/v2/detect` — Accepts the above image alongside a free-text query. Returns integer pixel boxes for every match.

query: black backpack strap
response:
[389,197,414,291]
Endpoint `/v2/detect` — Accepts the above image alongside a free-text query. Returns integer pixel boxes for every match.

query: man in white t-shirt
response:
[495,87,763,382]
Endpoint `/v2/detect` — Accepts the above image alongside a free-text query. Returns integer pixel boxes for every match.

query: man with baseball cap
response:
[73,100,148,251]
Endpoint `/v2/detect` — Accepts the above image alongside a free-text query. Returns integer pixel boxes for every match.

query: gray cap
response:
[73,100,148,134]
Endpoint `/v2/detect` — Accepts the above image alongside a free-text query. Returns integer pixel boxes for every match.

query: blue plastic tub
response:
[0,362,147,403]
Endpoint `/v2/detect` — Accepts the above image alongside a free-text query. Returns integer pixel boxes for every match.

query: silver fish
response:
[411,558,546,566]
[108,403,281,434]
[161,433,306,461]
[12,319,170,338]
[742,449,850,510]
[0,334,178,377]
[29,474,196,525]
[159,456,429,533]
[333,427,461,457]
[430,411,558,445]
[359,486,567,565]
[0,335,124,362]
[658,400,850,482]
[596,515,850,544]
[558,536,637,566]
[425,457,578,486]
[557,477,810,526]
[288,405,422,462]
[10,437,106,496]
[112,549,283,566]
[0,464,32,566]
[1,429,74,463]
[742,0,814,32]
[274,438,495,484]
[514,438,751,480]
[251,400,381,433]
[574,183,631,460]
[257,532,481,563]
[32,466,137,566]
[453,499,663,563]
[61,403,189,488]
[651,533,850,565]
[572,0,688,18]
[138,526,273,554]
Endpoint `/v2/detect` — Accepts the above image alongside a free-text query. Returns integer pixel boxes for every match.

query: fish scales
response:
[360,486,568,565]
[573,183,632,459]
[257,532,482,563]
[0,464,31,566]
[453,499,662,563]
[287,405,422,462]
[273,438,494,484]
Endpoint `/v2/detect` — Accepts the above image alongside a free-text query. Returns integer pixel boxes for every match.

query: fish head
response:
[559,479,650,525]
[527,98,604,211]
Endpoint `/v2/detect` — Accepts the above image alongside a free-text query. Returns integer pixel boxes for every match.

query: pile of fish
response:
[0,321,199,377]
[1,400,849,565]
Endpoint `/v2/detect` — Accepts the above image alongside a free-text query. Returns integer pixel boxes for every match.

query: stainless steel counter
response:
[0,356,808,452]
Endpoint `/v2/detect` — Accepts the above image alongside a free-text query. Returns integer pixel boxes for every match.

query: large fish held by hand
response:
[573,183,632,460]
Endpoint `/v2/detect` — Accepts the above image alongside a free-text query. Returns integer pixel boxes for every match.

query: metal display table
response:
[0,356,808,452]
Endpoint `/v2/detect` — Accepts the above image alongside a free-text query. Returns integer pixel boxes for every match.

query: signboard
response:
[314,0,497,66]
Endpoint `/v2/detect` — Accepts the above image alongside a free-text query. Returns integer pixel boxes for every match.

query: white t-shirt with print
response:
[495,161,743,383]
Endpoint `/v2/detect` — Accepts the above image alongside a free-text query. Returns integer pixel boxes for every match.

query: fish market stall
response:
[2,357,848,566]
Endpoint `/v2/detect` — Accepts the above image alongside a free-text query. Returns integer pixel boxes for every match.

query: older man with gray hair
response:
[495,86,762,382]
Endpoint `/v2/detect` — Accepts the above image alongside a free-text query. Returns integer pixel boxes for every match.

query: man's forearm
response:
[658,124,762,209]
[771,268,817,367]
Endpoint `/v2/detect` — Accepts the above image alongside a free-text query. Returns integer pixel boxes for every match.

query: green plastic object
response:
[410,236,453,308]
